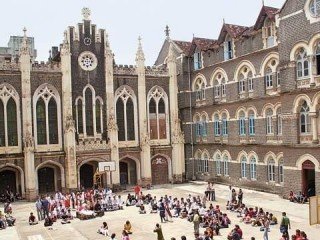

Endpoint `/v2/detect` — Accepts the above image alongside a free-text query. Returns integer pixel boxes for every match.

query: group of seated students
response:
[288,191,308,204]
[290,229,309,240]
[0,202,16,230]
[97,220,132,238]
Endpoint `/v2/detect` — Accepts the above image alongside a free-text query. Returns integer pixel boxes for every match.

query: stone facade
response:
[155,0,320,197]
[0,9,184,200]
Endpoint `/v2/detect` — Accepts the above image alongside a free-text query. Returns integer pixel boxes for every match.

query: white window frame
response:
[214,115,220,137]
[223,155,229,176]
[194,52,202,70]
[248,78,253,92]
[0,84,21,150]
[248,113,255,136]
[216,154,222,175]
[239,113,246,136]
[300,102,311,134]
[266,109,273,135]
[268,159,276,182]
[250,157,257,180]
[296,49,310,79]
[222,116,228,136]
[241,157,247,178]
[265,73,273,89]
[33,83,62,151]
[279,159,284,184]
[310,0,320,17]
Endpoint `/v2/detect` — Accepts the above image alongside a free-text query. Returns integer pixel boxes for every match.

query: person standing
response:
[238,189,243,205]
[227,185,232,206]
[35,197,43,221]
[153,223,165,240]
[159,202,166,223]
[41,196,50,219]
[263,216,270,240]
[193,210,200,235]
[280,212,291,237]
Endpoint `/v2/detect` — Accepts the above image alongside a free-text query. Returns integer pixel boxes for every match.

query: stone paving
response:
[0,182,319,240]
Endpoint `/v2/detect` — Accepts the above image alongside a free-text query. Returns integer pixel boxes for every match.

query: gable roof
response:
[254,6,279,29]
[218,23,249,43]
[173,40,192,55]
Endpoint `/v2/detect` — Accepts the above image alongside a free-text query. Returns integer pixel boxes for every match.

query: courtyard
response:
[0,182,319,240]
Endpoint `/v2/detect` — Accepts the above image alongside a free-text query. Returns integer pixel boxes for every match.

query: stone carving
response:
[61,31,70,57]
[82,7,91,20]
[20,27,29,56]
[0,62,20,71]
[65,115,75,133]
[23,131,34,149]
[140,133,150,147]
[107,114,118,131]
[135,36,145,63]
[76,139,108,151]
[172,130,185,144]
[152,157,167,165]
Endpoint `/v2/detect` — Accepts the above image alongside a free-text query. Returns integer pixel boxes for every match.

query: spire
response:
[82,7,91,20]
[61,30,70,56]
[135,36,145,63]
[165,25,170,39]
[20,27,29,56]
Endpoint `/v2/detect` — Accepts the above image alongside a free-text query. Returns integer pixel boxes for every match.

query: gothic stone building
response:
[1,0,320,201]
[156,0,320,197]
[0,8,184,200]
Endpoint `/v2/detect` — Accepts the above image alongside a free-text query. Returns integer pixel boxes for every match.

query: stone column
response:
[136,37,151,186]
[310,55,316,86]
[104,34,120,187]
[20,28,36,200]
[167,43,185,183]
[61,30,77,190]
[310,112,319,144]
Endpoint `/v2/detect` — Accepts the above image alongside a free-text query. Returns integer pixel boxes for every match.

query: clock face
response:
[78,51,98,71]
[84,37,92,46]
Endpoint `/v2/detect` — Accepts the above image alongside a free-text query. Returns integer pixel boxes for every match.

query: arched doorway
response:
[302,160,316,197]
[80,163,95,189]
[152,156,169,185]
[119,158,137,186]
[38,167,55,194]
[0,170,16,194]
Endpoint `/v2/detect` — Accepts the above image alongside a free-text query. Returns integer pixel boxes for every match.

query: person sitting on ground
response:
[123,220,132,234]
[122,230,130,240]
[269,213,277,225]
[44,215,53,227]
[289,191,295,202]
[29,212,38,225]
[139,204,146,214]
[110,233,117,240]
[98,221,109,236]
[4,201,12,215]
[227,225,242,240]
[0,211,6,229]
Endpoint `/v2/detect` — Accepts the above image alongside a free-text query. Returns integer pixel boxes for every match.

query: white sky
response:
[0,0,284,66]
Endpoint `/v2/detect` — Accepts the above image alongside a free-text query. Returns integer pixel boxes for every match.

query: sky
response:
[0,0,285,66]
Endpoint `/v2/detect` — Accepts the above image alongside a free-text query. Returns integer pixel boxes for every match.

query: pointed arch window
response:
[116,86,137,141]
[75,85,103,137]
[214,80,220,98]
[214,114,220,136]
[194,78,206,101]
[148,87,168,140]
[223,154,229,176]
[250,157,257,180]
[248,110,255,136]
[310,0,320,17]
[296,48,309,79]
[268,159,276,182]
[239,111,246,136]
[300,101,311,134]
[222,113,228,136]
[241,156,247,178]
[279,159,284,183]
[277,107,282,135]
[224,35,233,60]
[221,78,226,96]
[266,108,273,134]
[216,154,222,175]
[34,84,61,146]
[0,84,19,147]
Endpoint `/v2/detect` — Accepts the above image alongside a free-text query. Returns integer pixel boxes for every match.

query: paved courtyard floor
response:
[0,182,319,240]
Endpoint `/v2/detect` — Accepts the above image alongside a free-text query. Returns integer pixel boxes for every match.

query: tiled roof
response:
[173,40,192,55]
[193,37,218,51]
[224,24,249,38]
[264,6,279,19]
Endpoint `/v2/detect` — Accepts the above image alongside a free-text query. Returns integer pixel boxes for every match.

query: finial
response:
[262,0,265,6]
[23,27,27,38]
[82,7,91,20]
[63,30,68,42]
[165,25,170,38]
[223,18,225,24]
